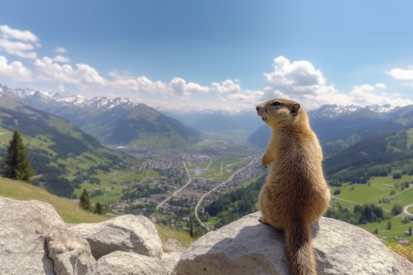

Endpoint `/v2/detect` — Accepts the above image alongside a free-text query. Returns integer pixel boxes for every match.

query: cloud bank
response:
[0,25,412,111]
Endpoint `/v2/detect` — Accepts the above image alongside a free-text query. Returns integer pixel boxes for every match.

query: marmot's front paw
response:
[261,157,269,170]
[259,216,270,225]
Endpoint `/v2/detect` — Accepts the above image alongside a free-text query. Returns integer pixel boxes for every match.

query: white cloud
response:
[387,67,413,80]
[0,25,39,42]
[53,55,70,63]
[262,56,412,110]
[227,90,264,103]
[0,55,32,81]
[109,71,209,96]
[211,79,241,94]
[55,47,67,53]
[34,57,106,86]
[348,84,412,106]
[58,84,65,93]
[263,56,330,94]
[375,83,386,89]
[109,70,167,93]
[169,77,209,96]
[0,39,37,59]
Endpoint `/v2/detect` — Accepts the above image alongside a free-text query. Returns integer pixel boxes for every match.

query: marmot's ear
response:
[291,103,300,116]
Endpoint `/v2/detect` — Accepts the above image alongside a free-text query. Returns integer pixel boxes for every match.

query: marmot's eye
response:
[271,101,281,106]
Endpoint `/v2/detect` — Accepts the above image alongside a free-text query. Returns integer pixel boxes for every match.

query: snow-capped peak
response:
[308,104,398,119]
[366,104,398,113]
[3,85,138,110]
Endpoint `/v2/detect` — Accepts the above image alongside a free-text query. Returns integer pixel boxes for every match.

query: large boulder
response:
[0,197,95,275]
[96,251,166,275]
[70,214,163,260]
[46,227,96,275]
[174,212,413,275]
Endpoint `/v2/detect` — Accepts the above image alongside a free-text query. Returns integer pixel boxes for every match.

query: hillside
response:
[0,93,134,199]
[4,84,203,149]
[0,176,108,223]
[324,126,413,185]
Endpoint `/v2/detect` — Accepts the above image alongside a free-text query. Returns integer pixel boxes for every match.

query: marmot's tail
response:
[284,220,316,275]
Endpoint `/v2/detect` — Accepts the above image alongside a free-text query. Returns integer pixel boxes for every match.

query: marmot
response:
[255,99,330,275]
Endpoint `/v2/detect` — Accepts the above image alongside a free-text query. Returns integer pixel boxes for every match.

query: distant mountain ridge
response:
[1,83,202,149]
[247,103,413,154]
[165,110,260,134]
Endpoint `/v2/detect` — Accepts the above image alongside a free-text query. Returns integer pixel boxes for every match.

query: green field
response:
[359,216,413,244]
[331,173,413,243]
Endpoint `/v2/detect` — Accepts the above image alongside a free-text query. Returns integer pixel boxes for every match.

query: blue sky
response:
[1,0,413,111]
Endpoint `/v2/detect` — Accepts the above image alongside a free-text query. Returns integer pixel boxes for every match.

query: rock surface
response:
[46,227,96,275]
[0,197,94,275]
[96,251,166,275]
[173,212,413,275]
[162,252,182,275]
[162,238,186,275]
[70,214,163,260]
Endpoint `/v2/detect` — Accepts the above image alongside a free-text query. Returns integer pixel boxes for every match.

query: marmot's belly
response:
[261,183,328,224]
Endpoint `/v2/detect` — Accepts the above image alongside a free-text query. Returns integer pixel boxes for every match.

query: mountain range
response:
[1,84,202,149]
[247,103,413,155]
[164,110,260,134]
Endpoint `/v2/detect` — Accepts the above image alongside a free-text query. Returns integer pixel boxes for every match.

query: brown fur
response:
[255,99,330,275]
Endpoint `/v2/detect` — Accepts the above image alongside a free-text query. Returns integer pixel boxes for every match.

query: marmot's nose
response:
[256,106,260,111]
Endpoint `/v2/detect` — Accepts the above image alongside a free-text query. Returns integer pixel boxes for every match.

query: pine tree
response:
[1,130,35,182]
[373,228,378,235]
[79,189,92,211]
[94,202,103,215]
[387,221,392,230]
[189,220,195,238]
[409,226,412,236]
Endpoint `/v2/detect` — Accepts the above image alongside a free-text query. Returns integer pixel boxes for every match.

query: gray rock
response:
[96,251,166,275]
[46,227,96,275]
[70,214,163,260]
[173,212,413,275]
[0,197,95,275]
[162,252,182,275]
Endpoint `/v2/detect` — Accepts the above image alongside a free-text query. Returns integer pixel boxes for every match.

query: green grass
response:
[369,174,413,185]
[381,187,413,211]
[336,184,393,204]
[329,173,413,244]
[155,223,196,251]
[0,176,109,223]
[407,205,413,214]
[358,216,413,244]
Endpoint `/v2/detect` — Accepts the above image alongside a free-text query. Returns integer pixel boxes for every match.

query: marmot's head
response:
[256,99,305,128]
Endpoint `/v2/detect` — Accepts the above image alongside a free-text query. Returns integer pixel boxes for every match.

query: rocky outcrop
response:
[3,195,412,275]
[46,227,96,275]
[69,214,163,260]
[0,197,95,275]
[96,251,166,275]
[174,212,413,275]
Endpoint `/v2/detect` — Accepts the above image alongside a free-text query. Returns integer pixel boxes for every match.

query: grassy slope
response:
[0,176,108,223]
